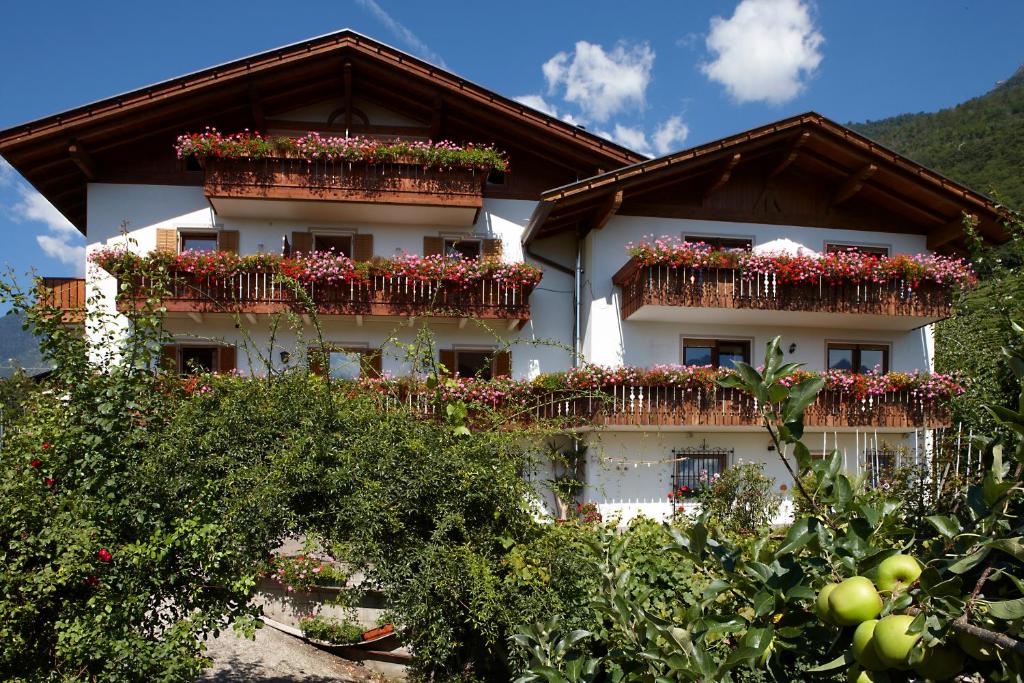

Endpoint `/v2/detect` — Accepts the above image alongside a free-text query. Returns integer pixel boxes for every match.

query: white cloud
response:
[609,125,652,156]
[542,41,655,122]
[37,234,86,267]
[354,0,447,68]
[515,94,559,117]
[0,157,13,186]
[652,115,690,155]
[12,186,77,235]
[702,0,824,104]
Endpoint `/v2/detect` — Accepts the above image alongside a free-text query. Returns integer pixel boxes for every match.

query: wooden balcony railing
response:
[37,277,86,323]
[390,383,951,429]
[116,272,533,324]
[612,259,955,321]
[203,157,485,209]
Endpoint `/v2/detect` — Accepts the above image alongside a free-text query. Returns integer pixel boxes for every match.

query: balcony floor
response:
[209,196,479,226]
[624,304,942,331]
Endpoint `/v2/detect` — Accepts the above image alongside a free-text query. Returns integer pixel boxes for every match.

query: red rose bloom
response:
[45,477,54,488]
[42,443,50,449]
[85,576,100,587]
[97,548,112,563]
[30,459,41,468]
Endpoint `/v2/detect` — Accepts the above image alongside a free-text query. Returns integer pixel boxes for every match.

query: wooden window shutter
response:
[482,238,503,260]
[493,351,512,378]
[308,346,326,376]
[292,231,312,255]
[424,236,444,257]
[218,346,236,374]
[160,344,178,372]
[155,228,178,254]
[353,234,374,262]
[364,350,383,377]
[439,349,456,376]
[217,230,240,254]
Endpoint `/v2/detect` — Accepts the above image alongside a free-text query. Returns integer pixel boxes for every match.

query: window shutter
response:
[155,228,177,254]
[439,349,456,376]
[353,234,374,262]
[424,236,444,257]
[493,351,512,378]
[218,346,236,374]
[160,344,178,373]
[292,231,312,255]
[364,350,383,377]
[217,230,240,254]
[482,238,503,260]
[308,346,326,376]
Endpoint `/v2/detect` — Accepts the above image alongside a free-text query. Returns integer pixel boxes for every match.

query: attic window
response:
[486,168,507,186]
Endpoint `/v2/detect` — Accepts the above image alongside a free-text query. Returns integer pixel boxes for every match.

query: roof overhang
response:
[523,112,1006,254]
[0,29,644,235]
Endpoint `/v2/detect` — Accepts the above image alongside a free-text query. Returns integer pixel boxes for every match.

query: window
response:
[441,348,511,379]
[328,349,364,380]
[827,343,889,373]
[444,238,481,260]
[179,232,218,253]
[684,235,753,251]
[486,168,507,186]
[179,346,218,373]
[682,339,751,369]
[672,450,730,498]
[825,243,890,257]
[313,234,353,257]
[309,346,380,379]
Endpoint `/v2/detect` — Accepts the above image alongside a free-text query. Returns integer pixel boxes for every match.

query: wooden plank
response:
[831,163,877,206]
[768,131,810,179]
[589,190,623,231]
[703,153,742,201]
[927,215,974,251]
[67,141,98,180]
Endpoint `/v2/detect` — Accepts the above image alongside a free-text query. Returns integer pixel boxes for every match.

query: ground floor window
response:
[671,447,732,499]
[682,338,751,369]
[161,344,235,375]
[827,342,889,374]
[312,233,353,257]
[309,346,381,379]
[439,348,511,379]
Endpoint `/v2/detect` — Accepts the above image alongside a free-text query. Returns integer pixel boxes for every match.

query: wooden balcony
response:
[37,277,86,323]
[203,157,485,226]
[116,272,533,327]
[393,383,951,430]
[612,260,955,330]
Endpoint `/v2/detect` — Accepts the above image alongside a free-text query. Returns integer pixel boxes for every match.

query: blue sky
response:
[1,0,1022,289]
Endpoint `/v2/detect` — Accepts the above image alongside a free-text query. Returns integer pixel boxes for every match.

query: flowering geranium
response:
[625,236,975,289]
[89,249,543,290]
[175,128,508,172]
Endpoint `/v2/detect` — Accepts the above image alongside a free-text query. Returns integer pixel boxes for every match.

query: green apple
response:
[847,666,891,683]
[872,614,921,669]
[914,645,965,681]
[828,576,883,626]
[852,619,888,671]
[956,631,998,661]
[815,583,840,624]
[875,554,922,594]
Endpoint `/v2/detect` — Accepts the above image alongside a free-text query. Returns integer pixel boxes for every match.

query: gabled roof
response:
[523,112,1005,253]
[0,29,645,234]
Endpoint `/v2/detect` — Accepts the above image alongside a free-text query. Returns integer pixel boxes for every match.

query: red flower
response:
[85,576,100,587]
[97,548,112,563]
[41,443,50,450]
[45,477,54,488]
[30,459,41,468]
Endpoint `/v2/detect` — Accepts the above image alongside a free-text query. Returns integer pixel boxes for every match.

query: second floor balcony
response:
[612,243,974,331]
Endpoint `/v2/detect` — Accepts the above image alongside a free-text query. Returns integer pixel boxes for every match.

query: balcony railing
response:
[388,383,951,429]
[613,259,954,323]
[116,272,533,324]
[203,157,485,224]
[37,277,86,323]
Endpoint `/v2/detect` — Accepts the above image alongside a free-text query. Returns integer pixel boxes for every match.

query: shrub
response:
[689,461,780,534]
[299,615,364,645]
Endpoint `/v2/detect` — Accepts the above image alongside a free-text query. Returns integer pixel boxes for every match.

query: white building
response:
[1,30,1003,524]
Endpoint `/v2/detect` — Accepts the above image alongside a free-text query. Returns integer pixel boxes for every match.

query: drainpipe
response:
[524,240,581,368]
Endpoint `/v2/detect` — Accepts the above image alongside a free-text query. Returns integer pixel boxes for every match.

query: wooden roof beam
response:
[429,94,444,139]
[588,190,623,232]
[927,214,975,251]
[67,141,98,180]
[831,163,877,207]
[248,83,266,131]
[768,131,810,179]
[703,153,741,201]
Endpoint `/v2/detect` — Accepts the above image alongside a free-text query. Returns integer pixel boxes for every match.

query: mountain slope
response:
[0,311,48,378]
[851,65,1024,208]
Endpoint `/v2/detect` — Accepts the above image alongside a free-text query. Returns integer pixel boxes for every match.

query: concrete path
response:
[198,625,383,682]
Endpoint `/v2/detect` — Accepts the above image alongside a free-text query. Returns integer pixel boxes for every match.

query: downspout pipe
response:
[524,241,581,368]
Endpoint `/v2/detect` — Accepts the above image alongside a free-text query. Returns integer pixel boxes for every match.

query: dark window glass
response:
[456,351,493,380]
[674,453,727,497]
[313,235,353,257]
[487,169,506,185]
[683,339,750,368]
[179,346,217,373]
[180,233,218,253]
[827,344,889,374]
[444,239,481,260]
[825,243,890,257]
[328,350,363,380]
[684,235,753,251]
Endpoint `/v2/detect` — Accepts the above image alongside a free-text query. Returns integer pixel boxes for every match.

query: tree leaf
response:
[987,597,1024,620]
[806,652,853,673]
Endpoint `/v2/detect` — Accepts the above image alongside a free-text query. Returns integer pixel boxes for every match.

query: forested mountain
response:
[0,311,47,378]
[852,65,1024,208]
